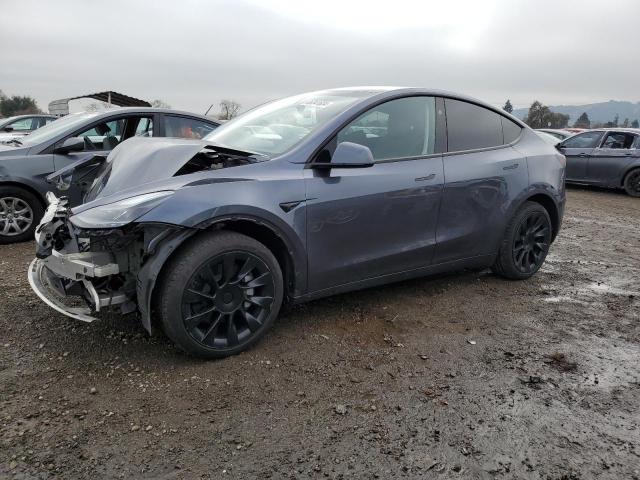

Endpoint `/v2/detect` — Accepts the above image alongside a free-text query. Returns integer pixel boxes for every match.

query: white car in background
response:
[0,114,57,143]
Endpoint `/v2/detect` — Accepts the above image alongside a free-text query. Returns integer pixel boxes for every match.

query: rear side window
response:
[600,132,636,149]
[445,99,503,151]
[502,117,522,144]
[562,131,603,149]
[165,116,215,139]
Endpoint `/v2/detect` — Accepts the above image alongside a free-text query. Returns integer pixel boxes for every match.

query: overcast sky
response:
[1,0,639,115]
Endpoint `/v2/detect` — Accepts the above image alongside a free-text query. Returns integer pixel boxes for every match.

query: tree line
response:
[503,98,639,130]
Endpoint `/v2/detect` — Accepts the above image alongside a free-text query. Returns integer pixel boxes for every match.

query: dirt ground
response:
[1,187,639,479]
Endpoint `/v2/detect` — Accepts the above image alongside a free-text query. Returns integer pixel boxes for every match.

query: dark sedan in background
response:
[557,128,640,196]
[0,108,218,242]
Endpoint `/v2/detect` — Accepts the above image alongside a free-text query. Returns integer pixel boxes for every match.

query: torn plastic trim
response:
[28,259,97,323]
[137,228,198,334]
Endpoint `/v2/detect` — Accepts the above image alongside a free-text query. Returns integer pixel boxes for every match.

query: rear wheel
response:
[623,169,640,197]
[0,186,44,244]
[157,231,283,359]
[492,202,552,280]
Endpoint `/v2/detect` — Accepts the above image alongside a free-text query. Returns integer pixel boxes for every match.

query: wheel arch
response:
[523,192,561,241]
[140,214,307,334]
[0,180,47,210]
[198,216,302,301]
[621,165,640,187]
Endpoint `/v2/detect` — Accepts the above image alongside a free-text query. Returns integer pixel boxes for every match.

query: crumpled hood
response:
[87,137,207,200]
[71,136,272,214]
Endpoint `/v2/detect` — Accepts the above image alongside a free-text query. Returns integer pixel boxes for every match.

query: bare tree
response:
[218,99,241,120]
[151,99,171,109]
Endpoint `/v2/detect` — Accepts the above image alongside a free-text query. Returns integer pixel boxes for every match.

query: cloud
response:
[1,0,638,114]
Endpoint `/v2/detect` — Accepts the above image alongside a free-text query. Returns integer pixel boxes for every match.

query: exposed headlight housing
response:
[70,191,174,229]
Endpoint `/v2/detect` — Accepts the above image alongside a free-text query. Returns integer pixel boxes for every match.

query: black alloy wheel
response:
[624,169,640,197]
[158,231,283,358]
[181,251,275,349]
[512,211,551,274]
[492,201,552,280]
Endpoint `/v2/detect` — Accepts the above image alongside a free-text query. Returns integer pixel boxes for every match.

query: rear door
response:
[432,98,527,264]
[558,131,604,181]
[587,131,639,186]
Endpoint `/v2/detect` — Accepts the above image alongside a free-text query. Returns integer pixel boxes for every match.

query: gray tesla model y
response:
[28,87,566,358]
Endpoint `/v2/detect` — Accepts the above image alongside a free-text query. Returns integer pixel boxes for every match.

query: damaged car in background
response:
[29,87,566,359]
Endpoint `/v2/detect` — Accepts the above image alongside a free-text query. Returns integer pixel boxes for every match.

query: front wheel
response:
[492,202,552,280]
[623,169,640,197]
[157,231,284,359]
[0,186,44,244]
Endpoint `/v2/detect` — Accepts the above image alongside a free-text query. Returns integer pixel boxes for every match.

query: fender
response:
[136,207,308,334]
[194,205,308,296]
[507,183,565,241]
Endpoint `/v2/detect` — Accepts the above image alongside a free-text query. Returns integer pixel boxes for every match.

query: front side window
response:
[445,99,503,151]
[76,119,126,151]
[7,118,34,131]
[204,90,374,156]
[600,132,636,149]
[562,131,603,149]
[165,116,215,139]
[336,96,436,161]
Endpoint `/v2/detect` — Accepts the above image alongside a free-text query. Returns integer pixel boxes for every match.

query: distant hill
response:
[513,100,640,126]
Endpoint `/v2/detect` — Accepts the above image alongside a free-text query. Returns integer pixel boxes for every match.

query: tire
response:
[623,169,640,197]
[0,186,44,244]
[491,201,552,280]
[157,230,284,359]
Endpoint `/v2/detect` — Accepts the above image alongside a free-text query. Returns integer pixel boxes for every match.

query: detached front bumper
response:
[28,251,124,322]
[28,193,131,322]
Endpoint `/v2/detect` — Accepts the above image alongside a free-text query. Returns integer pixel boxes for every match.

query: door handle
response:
[502,163,519,170]
[578,153,587,157]
[624,153,633,156]
[415,173,436,182]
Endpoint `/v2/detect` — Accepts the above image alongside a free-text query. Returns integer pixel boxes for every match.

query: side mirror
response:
[313,142,375,169]
[3,126,14,132]
[54,137,85,154]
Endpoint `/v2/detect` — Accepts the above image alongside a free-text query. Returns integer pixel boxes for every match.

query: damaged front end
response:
[28,192,192,330]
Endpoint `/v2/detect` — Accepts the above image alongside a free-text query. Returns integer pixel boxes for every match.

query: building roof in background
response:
[48,91,151,116]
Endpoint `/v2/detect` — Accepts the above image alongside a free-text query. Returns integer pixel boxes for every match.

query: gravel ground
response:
[1,187,639,479]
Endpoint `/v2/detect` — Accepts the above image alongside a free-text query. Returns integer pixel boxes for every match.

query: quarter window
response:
[336,96,436,161]
[445,99,503,151]
[502,117,522,144]
[562,131,603,149]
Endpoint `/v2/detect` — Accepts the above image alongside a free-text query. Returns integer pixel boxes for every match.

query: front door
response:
[304,96,444,293]
[559,131,604,182]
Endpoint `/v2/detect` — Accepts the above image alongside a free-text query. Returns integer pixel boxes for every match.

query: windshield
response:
[204,90,374,156]
[0,116,22,129]
[20,112,99,146]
